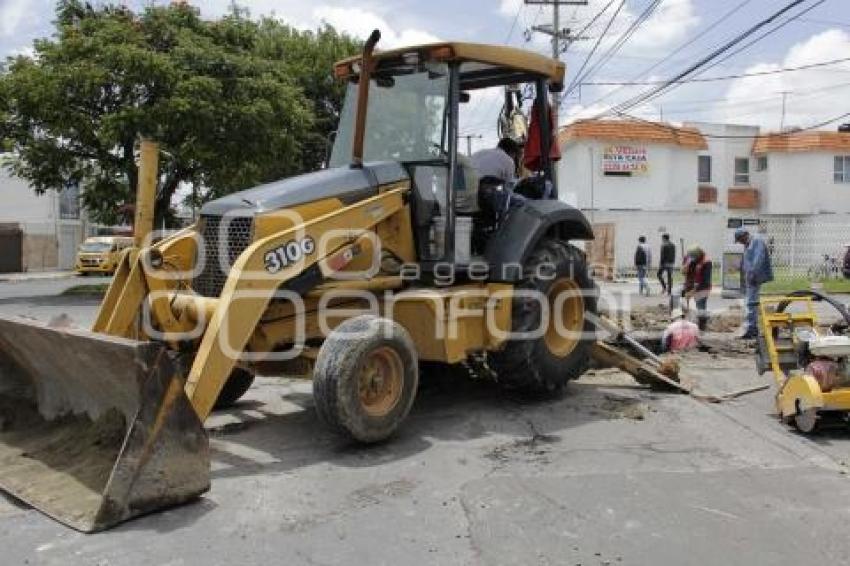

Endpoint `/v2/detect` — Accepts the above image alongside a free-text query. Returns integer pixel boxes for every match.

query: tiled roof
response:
[752,131,850,154]
[559,119,708,150]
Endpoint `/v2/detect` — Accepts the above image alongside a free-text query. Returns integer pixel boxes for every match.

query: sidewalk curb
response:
[0,272,78,283]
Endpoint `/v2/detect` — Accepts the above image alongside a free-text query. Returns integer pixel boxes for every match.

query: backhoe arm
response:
[185,188,407,421]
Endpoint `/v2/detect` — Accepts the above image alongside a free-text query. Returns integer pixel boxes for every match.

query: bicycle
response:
[807,254,841,280]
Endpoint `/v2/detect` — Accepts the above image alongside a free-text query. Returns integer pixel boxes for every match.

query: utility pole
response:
[459,134,482,156]
[524,1,589,113]
[524,1,588,190]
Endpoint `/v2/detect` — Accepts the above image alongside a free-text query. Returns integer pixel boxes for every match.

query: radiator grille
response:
[193,214,254,297]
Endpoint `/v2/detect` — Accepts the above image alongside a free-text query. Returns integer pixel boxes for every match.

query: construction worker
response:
[681,244,712,331]
[734,227,774,339]
[634,236,652,296]
[661,308,700,352]
[471,137,519,184]
[657,233,676,296]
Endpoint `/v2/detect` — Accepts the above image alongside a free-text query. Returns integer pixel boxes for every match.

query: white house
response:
[0,167,89,272]
[557,118,850,276]
[557,119,725,273]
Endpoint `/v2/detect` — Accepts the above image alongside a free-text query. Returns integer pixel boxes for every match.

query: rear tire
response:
[490,239,597,396]
[213,367,255,409]
[313,315,418,443]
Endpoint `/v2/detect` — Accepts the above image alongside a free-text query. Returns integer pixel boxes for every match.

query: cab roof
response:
[334,42,565,90]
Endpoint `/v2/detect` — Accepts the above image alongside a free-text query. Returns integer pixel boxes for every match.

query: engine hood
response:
[200,161,408,216]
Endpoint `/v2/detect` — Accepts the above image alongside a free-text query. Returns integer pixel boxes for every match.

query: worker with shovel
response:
[681,244,712,331]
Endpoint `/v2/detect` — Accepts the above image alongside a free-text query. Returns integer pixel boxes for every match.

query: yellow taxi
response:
[75,236,134,275]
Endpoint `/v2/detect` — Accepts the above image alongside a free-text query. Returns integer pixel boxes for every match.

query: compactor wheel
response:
[490,239,597,396]
[313,315,418,443]
[794,405,819,434]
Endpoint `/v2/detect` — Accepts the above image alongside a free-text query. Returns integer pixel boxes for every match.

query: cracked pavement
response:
[1,281,850,565]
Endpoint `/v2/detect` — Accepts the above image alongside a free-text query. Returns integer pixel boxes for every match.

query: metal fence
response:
[760,215,850,278]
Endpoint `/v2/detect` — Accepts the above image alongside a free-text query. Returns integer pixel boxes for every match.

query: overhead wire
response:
[563,0,627,96]
[602,0,820,119]
[693,0,827,77]
[564,0,663,98]
[579,56,850,86]
[611,109,850,139]
[572,0,755,107]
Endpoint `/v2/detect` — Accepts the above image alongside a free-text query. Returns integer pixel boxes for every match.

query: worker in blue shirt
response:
[735,227,774,339]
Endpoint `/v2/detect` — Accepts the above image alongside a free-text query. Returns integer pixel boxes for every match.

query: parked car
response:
[75,236,134,275]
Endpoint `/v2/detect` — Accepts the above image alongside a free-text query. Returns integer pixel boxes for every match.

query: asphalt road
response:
[1,282,850,565]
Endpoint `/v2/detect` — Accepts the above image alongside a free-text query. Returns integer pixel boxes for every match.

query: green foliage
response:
[0,1,360,224]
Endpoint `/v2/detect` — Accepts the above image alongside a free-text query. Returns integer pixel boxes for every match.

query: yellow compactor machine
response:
[0,31,597,531]
[756,290,850,433]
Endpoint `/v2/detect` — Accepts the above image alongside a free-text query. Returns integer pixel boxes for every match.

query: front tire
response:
[213,367,255,409]
[313,315,419,443]
[490,239,597,396]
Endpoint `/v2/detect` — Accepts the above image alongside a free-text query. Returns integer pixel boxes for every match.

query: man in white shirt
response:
[471,138,519,184]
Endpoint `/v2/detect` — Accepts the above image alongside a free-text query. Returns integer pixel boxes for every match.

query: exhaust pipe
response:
[350,29,381,169]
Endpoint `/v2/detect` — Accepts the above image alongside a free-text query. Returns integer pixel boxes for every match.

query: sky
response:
[1,0,849,153]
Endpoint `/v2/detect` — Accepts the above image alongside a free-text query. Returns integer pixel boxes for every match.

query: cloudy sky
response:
[1,0,849,152]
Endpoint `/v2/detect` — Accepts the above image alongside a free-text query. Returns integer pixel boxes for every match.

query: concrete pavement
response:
[1,284,850,565]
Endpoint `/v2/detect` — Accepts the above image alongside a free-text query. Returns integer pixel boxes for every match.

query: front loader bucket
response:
[0,315,209,532]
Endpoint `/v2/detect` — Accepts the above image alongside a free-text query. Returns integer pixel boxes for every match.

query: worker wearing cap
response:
[661,308,700,352]
[681,244,712,331]
[734,227,773,339]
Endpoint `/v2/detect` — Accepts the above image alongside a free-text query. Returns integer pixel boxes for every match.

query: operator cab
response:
[331,42,569,273]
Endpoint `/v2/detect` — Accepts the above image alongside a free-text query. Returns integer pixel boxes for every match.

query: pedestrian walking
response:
[682,244,712,331]
[634,236,652,296]
[735,227,774,339]
[657,233,676,295]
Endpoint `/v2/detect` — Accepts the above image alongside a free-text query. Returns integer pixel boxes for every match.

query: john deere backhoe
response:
[0,31,596,531]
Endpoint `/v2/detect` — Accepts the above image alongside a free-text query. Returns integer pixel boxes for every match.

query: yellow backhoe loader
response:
[0,31,596,531]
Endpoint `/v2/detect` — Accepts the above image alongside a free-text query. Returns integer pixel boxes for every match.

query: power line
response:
[797,16,850,29]
[603,0,820,119]
[573,0,754,109]
[696,0,828,77]
[565,0,663,96]
[611,109,850,139]
[464,1,528,129]
[580,56,850,86]
[563,0,627,95]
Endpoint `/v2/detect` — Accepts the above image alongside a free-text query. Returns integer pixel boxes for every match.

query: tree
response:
[0,1,360,224]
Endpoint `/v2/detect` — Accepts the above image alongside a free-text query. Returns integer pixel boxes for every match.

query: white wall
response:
[0,169,57,225]
[686,122,760,207]
[558,140,702,211]
[761,151,850,214]
[587,209,727,273]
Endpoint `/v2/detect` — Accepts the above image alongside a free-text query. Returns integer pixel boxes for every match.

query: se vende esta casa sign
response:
[602,145,649,174]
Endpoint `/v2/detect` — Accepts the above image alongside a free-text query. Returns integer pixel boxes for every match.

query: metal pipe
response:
[444,63,460,261]
[351,29,381,169]
[134,140,159,247]
[536,78,555,197]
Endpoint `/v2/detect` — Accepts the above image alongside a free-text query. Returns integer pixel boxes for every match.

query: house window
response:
[734,157,750,185]
[755,155,768,172]
[835,155,850,183]
[698,155,711,183]
[59,181,80,220]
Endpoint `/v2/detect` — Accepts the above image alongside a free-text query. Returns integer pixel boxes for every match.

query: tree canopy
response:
[0,1,360,224]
